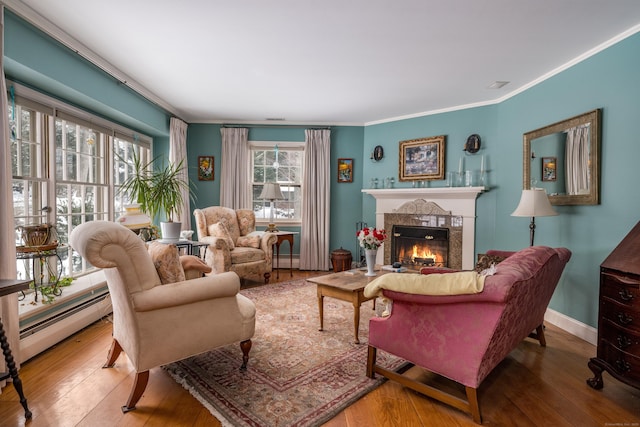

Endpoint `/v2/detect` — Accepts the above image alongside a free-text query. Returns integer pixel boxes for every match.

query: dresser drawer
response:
[600,319,640,354]
[598,341,640,384]
[601,271,640,306]
[600,299,640,335]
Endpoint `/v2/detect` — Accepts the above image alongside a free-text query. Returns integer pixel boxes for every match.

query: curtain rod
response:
[222,124,331,130]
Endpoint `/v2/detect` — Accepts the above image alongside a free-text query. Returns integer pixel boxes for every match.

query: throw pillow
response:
[236,235,261,249]
[180,255,212,274]
[208,221,235,249]
[147,241,186,284]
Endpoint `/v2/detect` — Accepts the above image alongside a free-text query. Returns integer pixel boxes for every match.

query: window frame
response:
[250,140,304,227]
[9,81,153,281]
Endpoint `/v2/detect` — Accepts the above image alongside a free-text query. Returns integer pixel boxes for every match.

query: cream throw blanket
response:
[364,271,486,299]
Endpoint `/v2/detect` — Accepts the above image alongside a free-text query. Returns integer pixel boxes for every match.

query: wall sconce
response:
[371,145,384,162]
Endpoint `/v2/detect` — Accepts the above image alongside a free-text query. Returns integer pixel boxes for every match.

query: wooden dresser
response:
[587,221,640,391]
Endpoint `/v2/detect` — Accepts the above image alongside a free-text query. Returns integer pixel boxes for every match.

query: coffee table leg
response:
[317,288,324,331]
[353,298,361,344]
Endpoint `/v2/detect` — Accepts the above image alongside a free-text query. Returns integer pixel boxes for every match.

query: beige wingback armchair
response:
[69,221,255,413]
[194,206,277,283]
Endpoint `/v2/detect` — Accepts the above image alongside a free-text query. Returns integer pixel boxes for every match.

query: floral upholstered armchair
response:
[194,206,277,283]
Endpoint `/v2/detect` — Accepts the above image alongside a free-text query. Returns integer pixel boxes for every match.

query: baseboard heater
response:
[19,288,112,362]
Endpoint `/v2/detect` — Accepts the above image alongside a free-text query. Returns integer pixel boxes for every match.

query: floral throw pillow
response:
[236,235,261,249]
[147,241,186,284]
[475,254,507,273]
[208,221,235,249]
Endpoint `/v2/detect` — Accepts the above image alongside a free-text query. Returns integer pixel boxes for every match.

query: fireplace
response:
[392,225,449,269]
[363,187,486,270]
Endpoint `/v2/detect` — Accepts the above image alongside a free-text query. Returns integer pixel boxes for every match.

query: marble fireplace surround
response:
[361,187,486,270]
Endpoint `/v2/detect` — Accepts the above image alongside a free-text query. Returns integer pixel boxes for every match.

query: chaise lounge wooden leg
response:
[122,370,149,413]
[240,339,252,370]
[366,346,377,378]
[527,323,547,347]
[535,324,546,347]
[103,339,123,368]
[264,272,271,284]
[465,386,482,424]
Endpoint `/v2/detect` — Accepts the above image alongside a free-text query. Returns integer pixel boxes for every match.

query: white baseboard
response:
[273,255,299,270]
[544,308,597,345]
[19,295,112,363]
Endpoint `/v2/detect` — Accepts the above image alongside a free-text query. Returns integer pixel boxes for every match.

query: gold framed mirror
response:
[523,109,601,205]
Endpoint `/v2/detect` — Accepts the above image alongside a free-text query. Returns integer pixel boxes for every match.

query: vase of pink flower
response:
[356,227,387,276]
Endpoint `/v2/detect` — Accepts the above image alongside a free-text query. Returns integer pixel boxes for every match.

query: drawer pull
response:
[617,312,634,325]
[617,334,632,349]
[614,359,631,373]
[619,288,634,302]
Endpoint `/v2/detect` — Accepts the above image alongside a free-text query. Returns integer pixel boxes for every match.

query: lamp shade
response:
[511,189,558,217]
[259,182,284,200]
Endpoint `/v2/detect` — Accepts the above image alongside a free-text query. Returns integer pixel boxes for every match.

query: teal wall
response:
[3,10,170,141]
[186,124,365,258]
[5,6,639,328]
[363,32,640,328]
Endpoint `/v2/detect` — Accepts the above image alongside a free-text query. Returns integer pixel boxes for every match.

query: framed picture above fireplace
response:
[399,135,446,181]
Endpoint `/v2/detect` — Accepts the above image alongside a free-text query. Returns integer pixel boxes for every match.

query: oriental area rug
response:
[164,279,405,427]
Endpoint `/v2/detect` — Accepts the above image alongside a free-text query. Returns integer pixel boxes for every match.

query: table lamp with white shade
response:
[259,182,284,232]
[511,188,558,246]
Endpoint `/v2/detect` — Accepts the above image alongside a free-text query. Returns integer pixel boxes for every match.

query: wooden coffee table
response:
[307,268,392,344]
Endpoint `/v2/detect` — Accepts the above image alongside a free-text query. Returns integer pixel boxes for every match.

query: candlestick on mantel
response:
[480,155,485,173]
[458,157,463,174]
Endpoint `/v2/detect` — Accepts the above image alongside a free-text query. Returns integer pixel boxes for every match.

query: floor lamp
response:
[259,183,284,232]
[511,188,558,246]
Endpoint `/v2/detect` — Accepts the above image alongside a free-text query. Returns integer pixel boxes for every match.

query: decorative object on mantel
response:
[463,134,481,153]
[511,188,558,246]
[399,135,446,182]
[357,226,387,276]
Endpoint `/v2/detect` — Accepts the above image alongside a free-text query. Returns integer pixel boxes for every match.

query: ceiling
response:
[12,0,640,125]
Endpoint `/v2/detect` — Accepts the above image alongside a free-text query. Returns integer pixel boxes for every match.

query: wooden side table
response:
[271,231,298,279]
[0,279,32,419]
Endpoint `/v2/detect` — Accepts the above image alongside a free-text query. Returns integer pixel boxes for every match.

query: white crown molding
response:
[365,23,640,127]
[1,0,186,120]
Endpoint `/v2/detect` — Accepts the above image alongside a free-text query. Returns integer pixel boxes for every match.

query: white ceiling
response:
[12,0,640,125]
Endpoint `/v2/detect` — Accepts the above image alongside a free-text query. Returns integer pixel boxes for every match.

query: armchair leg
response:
[263,272,271,284]
[240,339,252,370]
[122,371,149,413]
[103,339,123,368]
[366,346,377,378]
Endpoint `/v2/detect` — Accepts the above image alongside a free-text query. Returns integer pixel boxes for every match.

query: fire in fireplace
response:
[391,225,449,269]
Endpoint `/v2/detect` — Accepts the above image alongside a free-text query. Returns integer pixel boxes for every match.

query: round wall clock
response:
[372,145,384,161]
[464,134,481,154]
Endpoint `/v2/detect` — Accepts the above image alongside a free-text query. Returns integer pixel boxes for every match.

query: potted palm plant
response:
[118,151,193,241]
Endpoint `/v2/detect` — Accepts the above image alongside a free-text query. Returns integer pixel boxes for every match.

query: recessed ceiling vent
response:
[487,81,509,89]
[266,118,285,121]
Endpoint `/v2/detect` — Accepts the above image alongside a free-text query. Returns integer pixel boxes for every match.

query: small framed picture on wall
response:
[198,156,214,181]
[542,157,557,182]
[337,158,354,183]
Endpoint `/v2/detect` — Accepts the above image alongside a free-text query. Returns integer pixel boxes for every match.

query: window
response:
[251,142,303,223]
[10,83,152,282]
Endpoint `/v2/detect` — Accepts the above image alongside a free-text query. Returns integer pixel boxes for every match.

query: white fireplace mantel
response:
[362,187,487,269]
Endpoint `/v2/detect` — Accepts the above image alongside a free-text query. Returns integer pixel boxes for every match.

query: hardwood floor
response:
[1,269,639,426]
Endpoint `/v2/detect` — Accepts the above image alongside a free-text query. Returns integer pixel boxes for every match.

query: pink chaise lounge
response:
[366,245,571,424]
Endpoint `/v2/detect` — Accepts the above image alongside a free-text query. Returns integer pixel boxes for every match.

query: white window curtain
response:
[220,127,251,209]
[169,117,190,230]
[565,125,590,195]
[299,129,331,271]
[1,6,21,391]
